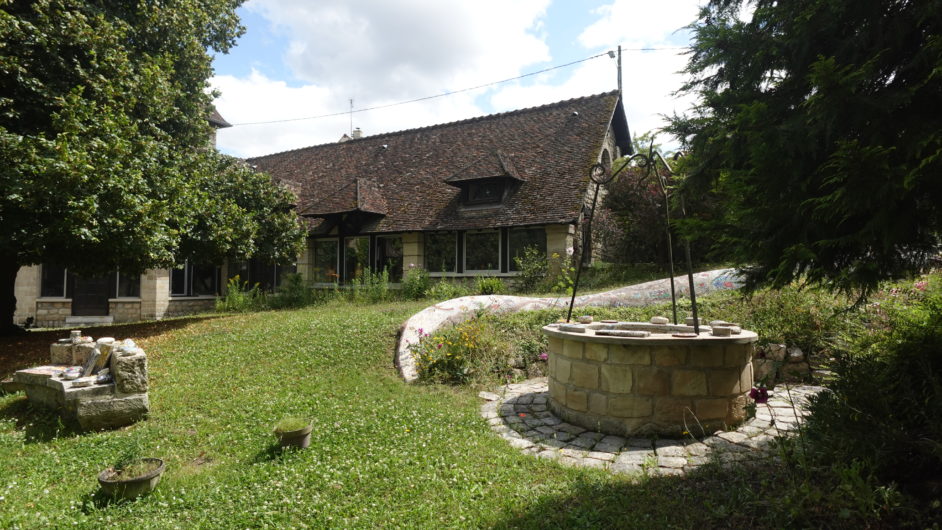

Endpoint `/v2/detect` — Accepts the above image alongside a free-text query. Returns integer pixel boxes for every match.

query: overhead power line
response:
[229,45,689,127]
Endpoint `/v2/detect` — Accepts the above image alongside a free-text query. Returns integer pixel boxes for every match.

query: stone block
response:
[547,337,563,355]
[652,346,687,366]
[555,357,571,383]
[708,368,741,395]
[634,367,670,396]
[562,340,583,359]
[50,343,73,365]
[608,345,650,365]
[768,344,787,362]
[548,378,566,401]
[570,361,599,388]
[724,344,752,367]
[584,342,608,362]
[695,398,729,421]
[689,344,726,367]
[62,382,115,402]
[600,365,633,393]
[654,398,693,423]
[752,358,777,384]
[565,389,588,412]
[13,365,66,386]
[609,396,652,418]
[672,370,708,396]
[740,363,754,392]
[113,353,148,394]
[726,394,749,425]
[787,346,805,363]
[76,394,149,431]
[72,342,96,366]
[24,385,64,409]
[588,393,608,415]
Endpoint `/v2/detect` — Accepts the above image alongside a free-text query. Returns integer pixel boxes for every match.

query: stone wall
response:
[546,330,755,437]
[35,300,72,328]
[109,300,142,323]
[163,297,215,317]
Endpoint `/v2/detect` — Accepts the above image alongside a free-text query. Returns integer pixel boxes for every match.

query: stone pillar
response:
[402,232,423,270]
[13,265,40,326]
[545,224,574,275]
[140,268,170,320]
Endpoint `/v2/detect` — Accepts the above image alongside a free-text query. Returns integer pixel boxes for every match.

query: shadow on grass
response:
[0,315,221,378]
[0,396,82,443]
[251,442,309,464]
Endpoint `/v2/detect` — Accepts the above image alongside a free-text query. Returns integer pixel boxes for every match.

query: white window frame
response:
[113,269,141,299]
[169,261,190,297]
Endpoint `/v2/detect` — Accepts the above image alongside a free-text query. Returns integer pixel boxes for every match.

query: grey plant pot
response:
[98,458,165,500]
[276,424,313,449]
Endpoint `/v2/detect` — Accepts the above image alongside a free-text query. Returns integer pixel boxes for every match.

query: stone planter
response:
[275,424,312,449]
[97,458,165,500]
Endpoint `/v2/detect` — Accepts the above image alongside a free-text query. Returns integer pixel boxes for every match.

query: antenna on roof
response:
[349,98,353,135]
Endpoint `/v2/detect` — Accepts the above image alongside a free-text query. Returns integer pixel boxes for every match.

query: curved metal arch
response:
[567,143,701,334]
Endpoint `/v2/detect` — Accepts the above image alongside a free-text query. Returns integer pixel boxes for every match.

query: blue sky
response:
[210,0,703,158]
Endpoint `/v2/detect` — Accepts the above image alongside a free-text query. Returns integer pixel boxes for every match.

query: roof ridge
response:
[247,90,619,161]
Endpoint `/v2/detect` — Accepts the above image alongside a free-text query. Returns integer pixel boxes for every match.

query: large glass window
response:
[509,227,546,272]
[41,264,67,297]
[170,264,188,296]
[171,261,220,296]
[424,232,457,273]
[115,271,141,297]
[465,230,500,272]
[375,236,403,281]
[344,236,370,280]
[311,239,339,283]
[191,265,218,296]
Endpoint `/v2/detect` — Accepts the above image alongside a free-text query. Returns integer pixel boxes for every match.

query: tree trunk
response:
[0,256,24,336]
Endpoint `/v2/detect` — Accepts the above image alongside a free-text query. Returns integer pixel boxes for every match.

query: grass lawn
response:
[0,300,923,528]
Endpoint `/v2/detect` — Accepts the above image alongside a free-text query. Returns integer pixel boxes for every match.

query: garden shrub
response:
[425,277,470,301]
[513,246,547,293]
[803,276,942,486]
[268,273,316,309]
[475,276,506,295]
[543,252,575,294]
[216,275,265,312]
[402,267,431,300]
[350,269,390,303]
[412,319,512,385]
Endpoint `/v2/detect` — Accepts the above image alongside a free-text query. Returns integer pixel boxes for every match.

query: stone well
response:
[544,320,757,437]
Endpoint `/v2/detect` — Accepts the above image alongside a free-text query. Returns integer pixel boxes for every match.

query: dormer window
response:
[466,180,505,204]
[445,150,526,207]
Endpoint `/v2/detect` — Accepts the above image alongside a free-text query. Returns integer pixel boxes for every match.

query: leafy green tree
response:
[667,0,942,296]
[0,0,304,333]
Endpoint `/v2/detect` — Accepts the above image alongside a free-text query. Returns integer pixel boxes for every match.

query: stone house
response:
[13,91,630,327]
[250,90,631,287]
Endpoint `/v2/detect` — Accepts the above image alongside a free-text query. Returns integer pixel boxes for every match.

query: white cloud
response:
[214,0,553,157]
[213,0,706,158]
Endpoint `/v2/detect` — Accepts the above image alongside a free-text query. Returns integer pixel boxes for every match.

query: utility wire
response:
[230,46,688,127]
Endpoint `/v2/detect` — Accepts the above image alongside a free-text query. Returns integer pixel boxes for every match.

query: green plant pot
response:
[276,424,312,449]
[97,458,165,500]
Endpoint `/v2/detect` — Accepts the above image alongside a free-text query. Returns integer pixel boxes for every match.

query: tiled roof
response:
[248,91,629,233]
[209,107,232,128]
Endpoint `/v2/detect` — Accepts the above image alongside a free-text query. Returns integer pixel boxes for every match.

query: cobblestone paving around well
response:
[480,378,824,476]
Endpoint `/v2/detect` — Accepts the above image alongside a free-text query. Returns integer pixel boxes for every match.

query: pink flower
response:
[915,281,928,291]
[437,343,443,349]
[417,328,424,335]
[538,352,549,361]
